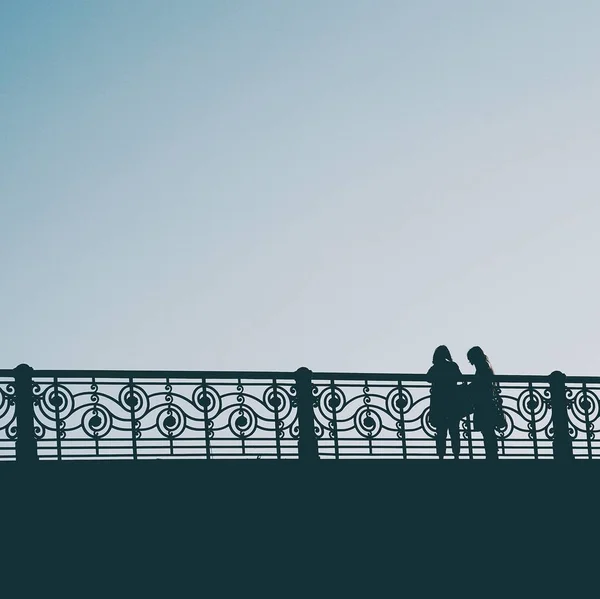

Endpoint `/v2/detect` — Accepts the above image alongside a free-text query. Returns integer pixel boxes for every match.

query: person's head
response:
[432,345,452,365]
[467,346,494,373]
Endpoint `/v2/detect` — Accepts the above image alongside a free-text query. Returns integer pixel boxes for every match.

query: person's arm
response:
[426,365,435,383]
[453,362,464,384]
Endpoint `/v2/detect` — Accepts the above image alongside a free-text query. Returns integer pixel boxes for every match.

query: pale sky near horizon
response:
[1,1,599,376]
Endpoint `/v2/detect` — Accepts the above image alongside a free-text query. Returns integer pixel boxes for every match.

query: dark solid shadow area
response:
[2,458,592,527]
[1,459,593,596]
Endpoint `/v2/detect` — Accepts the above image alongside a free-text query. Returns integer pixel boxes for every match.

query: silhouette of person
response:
[426,345,462,459]
[466,346,504,460]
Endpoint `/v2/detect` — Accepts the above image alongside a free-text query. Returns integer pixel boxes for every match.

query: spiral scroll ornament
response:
[0,383,15,418]
[0,383,18,441]
[386,386,412,417]
[517,388,548,423]
[39,384,75,422]
[156,405,187,438]
[262,384,292,420]
[82,405,113,438]
[118,384,150,417]
[354,406,383,438]
[229,406,257,439]
[570,388,600,438]
[192,384,222,418]
[319,385,347,416]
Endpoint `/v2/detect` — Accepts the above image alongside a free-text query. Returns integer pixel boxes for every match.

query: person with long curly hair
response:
[466,346,505,460]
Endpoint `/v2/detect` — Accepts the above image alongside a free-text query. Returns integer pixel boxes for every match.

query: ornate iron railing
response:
[32,370,301,460]
[0,365,594,461]
[0,371,17,460]
[311,373,557,459]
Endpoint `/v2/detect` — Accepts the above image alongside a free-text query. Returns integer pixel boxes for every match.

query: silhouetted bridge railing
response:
[0,365,596,461]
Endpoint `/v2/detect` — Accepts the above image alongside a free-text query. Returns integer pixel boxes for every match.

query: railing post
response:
[14,363,39,464]
[548,371,573,461]
[294,367,319,461]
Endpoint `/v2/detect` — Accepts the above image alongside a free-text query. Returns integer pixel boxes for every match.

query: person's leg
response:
[449,421,460,458]
[436,422,448,459]
[482,427,498,459]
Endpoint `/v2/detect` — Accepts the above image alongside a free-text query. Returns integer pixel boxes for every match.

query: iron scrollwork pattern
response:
[311,375,553,459]
[2,368,600,460]
[0,373,17,460]
[494,381,553,458]
[312,379,433,458]
[565,381,600,458]
[30,374,299,460]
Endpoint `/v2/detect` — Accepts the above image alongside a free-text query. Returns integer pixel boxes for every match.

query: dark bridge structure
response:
[0,364,597,462]
[2,363,596,589]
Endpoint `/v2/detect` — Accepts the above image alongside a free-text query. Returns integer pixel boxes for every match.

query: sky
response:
[1,1,599,376]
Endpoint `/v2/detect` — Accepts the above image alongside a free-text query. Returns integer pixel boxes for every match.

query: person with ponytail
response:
[426,345,463,459]
[466,346,505,460]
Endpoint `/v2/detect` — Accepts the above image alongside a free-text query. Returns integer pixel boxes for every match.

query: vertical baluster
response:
[364,380,372,456]
[397,381,407,459]
[528,383,538,459]
[91,379,100,457]
[330,380,339,459]
[165,378,174,457]
[294,368,318,460]
[273,378,281,460]
[53,377,62,461]
[14,364,38,465]
[548,371,573,461]
[203,378,212,459]
[582,383,593,459]
[128,378,138,460]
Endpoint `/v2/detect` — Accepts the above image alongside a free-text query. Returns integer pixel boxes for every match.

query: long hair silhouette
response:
[467,346,494,374]
[467,346,501,459]
[427,345,462,459]
[432,345,453,365]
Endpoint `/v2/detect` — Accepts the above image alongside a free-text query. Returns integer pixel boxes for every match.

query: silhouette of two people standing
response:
[427,345,504,460]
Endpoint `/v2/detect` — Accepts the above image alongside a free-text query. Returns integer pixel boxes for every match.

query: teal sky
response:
[1,1,599,375]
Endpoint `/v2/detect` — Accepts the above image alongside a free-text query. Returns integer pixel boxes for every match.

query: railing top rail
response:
[312,372,551,383]
[563,376,600,384]
[2,367,600,385]
[30,369,298,380]
[314,373,600,384]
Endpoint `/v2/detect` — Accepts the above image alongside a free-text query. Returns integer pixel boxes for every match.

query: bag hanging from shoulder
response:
[492,384,507,430]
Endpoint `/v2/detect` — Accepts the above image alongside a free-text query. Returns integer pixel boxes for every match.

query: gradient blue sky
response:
[1,1,599,375]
